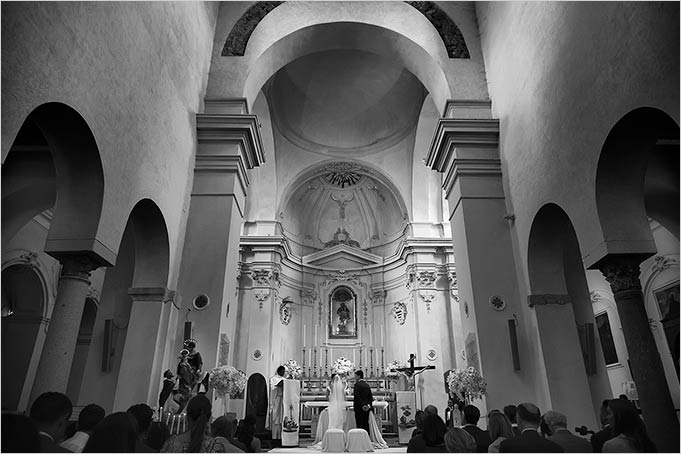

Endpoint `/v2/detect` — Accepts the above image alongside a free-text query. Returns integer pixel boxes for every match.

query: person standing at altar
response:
[268,366,286,444]
[353,369,373,433]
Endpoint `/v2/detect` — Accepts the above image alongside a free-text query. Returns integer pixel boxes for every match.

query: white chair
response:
[322,428,346,452]
[346,428,374,452]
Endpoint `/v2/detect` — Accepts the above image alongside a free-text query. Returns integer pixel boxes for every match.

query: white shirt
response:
[60,431,90,453]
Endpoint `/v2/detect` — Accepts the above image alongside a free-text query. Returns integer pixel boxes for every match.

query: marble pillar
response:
[425,100,530,409]
[598,255,679,453]
[29,254,100,403]
[113,287,174,410]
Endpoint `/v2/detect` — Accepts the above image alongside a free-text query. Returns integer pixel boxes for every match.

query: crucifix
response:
[396,353,435,377]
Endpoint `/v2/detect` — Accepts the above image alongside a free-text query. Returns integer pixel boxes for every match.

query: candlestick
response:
[303,325,306,347]
[369,325,373,346]
[314,347,317,377]
[302,347,307,376]
[369,347,374,377]
[325,348,329,376]
[381,347,385,376]
[353,348,356,366]
[381,324,384,347]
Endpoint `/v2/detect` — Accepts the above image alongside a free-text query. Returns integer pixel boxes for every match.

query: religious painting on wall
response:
[464,333,480,372]
[653,281,680,377]
[328,286,357,338]
[595,312,619,366]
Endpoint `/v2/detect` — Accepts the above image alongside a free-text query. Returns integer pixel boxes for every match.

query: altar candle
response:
[353,348,356,366]
[315,325,318,345]
[381,324,384,347]
[303,325,306,347]
[369,325,373,346]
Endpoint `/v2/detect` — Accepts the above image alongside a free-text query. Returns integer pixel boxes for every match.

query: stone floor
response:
[266,435,406,453]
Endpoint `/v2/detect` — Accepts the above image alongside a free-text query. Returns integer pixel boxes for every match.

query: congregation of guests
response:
[408,398,657,453]
[2,391,263,453]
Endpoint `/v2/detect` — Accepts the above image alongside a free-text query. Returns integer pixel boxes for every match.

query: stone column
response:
[424,100,530,409]
[113,287,174,411]
[175,99,264,392]
[29,254,99,403]
[598,255,678,453]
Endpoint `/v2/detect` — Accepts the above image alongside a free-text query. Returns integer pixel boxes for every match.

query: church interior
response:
[1,1,679,452]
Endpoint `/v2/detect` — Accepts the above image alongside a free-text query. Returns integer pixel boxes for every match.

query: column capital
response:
[196,113,265,169]
[527,293,573,308]
[596,255,646,294]
[425,117,502,200]
[58,254,101,281]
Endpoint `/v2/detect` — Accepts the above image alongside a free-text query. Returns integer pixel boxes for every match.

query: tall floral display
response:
[447,366,487,403]
[283,359,302,380]
[331,357,354,377]
[209,365,247,414]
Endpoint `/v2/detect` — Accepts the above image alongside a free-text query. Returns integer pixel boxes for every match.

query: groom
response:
[353,370,374,433]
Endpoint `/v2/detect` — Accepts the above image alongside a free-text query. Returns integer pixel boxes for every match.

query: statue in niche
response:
[329,286,357,338]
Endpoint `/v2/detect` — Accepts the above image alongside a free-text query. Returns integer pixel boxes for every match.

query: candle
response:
[381,324,384,347]
[353,348,356,366]
[369,325,373,346]
[315,325,318,345]
[303,325,306,347]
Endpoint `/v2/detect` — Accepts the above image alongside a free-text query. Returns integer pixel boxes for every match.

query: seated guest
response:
[445,427,477,453]
[236,415,261,453]
[503,405,520,437]
[487,410,515,453]
[161,394,230,452]
[411,410,426,439]
[462,404,492,453]
[84,412,138,452]
[30,391,73,452]
[408,413,448,452]
[127,403,156,452]
[591,400,614,453]
[61,404,105,453]
[543,410,592,453]
[424,405,439,416]
[211,416,246,453]
[2,413,41,453]
[146,421,171,452]
[602,399,655,453]
[499,403,562,452]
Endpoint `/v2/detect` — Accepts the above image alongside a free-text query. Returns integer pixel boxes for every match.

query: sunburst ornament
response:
[324,162,362,188]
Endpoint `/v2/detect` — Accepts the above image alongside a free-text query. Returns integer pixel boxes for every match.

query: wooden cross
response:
[396,353,435,377]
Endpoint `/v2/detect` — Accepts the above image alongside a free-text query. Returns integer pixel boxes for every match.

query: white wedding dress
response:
[327,375,347,430]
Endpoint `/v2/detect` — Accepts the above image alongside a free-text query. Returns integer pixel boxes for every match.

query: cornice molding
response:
[196,113,265,170]
[528,293,573,308]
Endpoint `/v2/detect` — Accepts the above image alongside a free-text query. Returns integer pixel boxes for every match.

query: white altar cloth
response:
[304,401,389,409]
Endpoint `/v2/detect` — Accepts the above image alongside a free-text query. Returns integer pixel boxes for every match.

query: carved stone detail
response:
[218,334,230,366]
[419,290,436,313]
[323,270,360,287]
[279,297,292,326]
[598,258,643,294]
[370,290,386,306]
[301,288,317,306]
[417,271,437,288]
[86,286,100,303]
[363,298,368,326]
[391,301,408,325]
[651,255,679,274]
[59,254,100,282]
[19,251,40,269]
[527,294,573,308]
[251,267,281,288]
[254,289,270,309]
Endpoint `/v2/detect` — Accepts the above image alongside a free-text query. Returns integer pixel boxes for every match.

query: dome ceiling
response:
[265,49,427,155]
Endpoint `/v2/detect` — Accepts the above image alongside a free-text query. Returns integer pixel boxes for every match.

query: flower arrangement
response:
[209,365,247,399]
[384,360,404,378]
[447,366,487,402]
[331,357,354,376]
[283,359,302,379]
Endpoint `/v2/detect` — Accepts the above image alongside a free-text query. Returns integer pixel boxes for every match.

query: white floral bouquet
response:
[284,359,302,379]
[447,366,487,402]
[209,365,247,399]
[331,357,354,376]
[385,360,404,378]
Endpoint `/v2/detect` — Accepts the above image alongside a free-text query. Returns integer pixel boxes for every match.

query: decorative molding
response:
[419,290,436,313]
[254,289,270,309]
[489,295,506,311]
[18,251,40,270]
[448,271,457,289]
[323,270,360,287]
[527,294,573,308]
[279,297,292,325]
[251,269,271,286]
[417,270,437,288]
[589,291,600,304]
[370,290,386,306]
[651,255,678,274]
[86,286,100,304]
[325,162,363,188]
[391,301,408,325]
[301,288,317,306]
[362,298,368,326]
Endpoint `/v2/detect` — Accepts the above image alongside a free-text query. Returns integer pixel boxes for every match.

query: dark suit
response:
[549,429,592,453]
[499,429,564,453]
[590,426,613,453]
[38,433,70,453]
[463,424,492,453]
[353,379,373,432]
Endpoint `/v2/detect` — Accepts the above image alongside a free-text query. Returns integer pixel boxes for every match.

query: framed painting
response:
[328,286,357,339]
[654,281,679,323]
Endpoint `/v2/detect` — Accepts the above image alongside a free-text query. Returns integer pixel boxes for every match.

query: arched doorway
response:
[1,264,45,411]
[246,373,268,434]
[592,107,679,452]
[528,203,611,428]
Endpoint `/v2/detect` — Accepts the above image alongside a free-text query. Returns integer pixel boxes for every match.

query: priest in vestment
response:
[268,366,286,442]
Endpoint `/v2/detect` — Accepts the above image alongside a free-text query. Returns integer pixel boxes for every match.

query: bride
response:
[327,374,347,430]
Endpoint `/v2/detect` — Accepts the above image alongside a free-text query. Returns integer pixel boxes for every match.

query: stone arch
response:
[244,21,451,114]
[245,373,268,433]
[1,264,46,411]
[1,102,111,266]
[595,107,679,253]
[126,198,171,289]
[528,203,611,428]
[221,1,469,59]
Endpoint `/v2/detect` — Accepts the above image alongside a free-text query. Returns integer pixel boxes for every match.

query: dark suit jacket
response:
[499,429,564,453]
[353,379,373,412]
[39,434,70,453]
[463,425,492,453]
[590,426,613,453]
[549,429,592,453]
